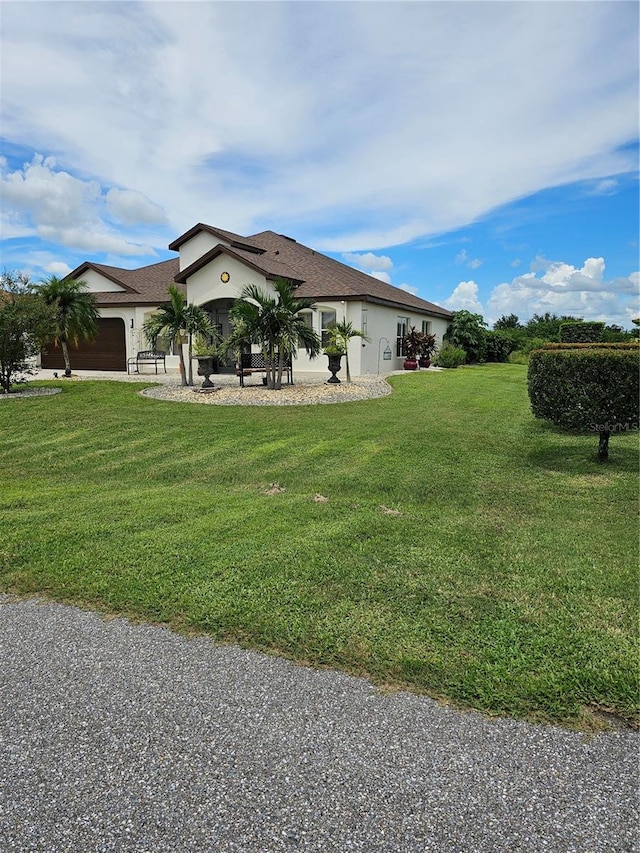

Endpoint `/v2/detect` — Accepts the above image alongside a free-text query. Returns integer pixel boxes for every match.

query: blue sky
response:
[1,0,638,326]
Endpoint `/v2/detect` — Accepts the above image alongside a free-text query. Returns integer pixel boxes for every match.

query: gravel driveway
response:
[1,596,637,853]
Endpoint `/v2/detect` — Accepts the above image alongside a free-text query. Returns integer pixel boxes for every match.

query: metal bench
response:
[127,351,167,374]
[236,352,293,387]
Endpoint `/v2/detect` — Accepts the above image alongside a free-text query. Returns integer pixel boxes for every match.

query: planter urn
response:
[196,355,218,388]
[326,353,343,384]
[403,358,418,371]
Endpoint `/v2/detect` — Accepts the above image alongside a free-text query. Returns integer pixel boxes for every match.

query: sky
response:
[1,0,638,327]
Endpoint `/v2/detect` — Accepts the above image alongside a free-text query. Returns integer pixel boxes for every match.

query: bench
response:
[127,351,167,374]
[236,352,293,387]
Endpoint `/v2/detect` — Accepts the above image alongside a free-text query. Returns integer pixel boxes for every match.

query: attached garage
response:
[41,318,127,371]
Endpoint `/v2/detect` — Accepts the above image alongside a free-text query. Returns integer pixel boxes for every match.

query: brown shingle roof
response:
[69,259,181,306]
[170,224,452,317]
[246,230,452,317]
[68,226,452,318]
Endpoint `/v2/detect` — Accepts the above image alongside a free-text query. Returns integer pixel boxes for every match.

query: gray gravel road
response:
[0,597,637,853]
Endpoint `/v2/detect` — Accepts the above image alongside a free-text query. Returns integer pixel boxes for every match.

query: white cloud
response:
[370,271,392,284]
[399,284,419,296]
[485,257,640,326]
[454,249,482,269]
[0,1,636,252]
[511,258,522,268]
[105,189,166,226]
[0,155,160,257]
[588,178,619,196]
[343,251,393,272]
[444,281,485,314]
[44,261,72,277]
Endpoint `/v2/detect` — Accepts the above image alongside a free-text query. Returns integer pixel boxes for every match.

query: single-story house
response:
[42,223,453,375]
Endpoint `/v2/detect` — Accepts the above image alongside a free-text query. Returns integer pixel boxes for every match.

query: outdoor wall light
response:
[383,346,392,360]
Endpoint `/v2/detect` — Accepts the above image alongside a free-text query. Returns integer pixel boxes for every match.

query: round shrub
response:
[435,345,466,369]
[528,346,639,460]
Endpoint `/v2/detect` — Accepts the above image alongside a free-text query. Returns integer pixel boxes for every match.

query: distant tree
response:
[445,310,488,362]
[525,313,582,342]
[0,271,56,392]
[37,275,99,376]
[493,313,521,330]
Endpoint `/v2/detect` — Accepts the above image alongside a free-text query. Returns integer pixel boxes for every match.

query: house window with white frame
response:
[300,311,313,329]
[396,316,409,356]
[361,309,368,337]
[321,309,336,347]
[421,320,432,335]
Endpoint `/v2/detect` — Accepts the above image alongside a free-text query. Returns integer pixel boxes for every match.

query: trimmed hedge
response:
[542,341,639,350]
[560,321,605,343]
[528,347,639,459]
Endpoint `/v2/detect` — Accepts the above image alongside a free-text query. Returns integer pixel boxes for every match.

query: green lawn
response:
[1,365,638,728]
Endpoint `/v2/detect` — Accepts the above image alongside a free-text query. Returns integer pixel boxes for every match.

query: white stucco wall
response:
[178,246,452,376]
[179,232,231,271]
[186,254,269,305]
[79,268,126,292]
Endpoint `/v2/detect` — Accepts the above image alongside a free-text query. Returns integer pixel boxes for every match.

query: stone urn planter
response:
[326,352,344,384]
[196,355,218,388]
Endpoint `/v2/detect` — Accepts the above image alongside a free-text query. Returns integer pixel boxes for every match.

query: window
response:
[361,309,368,337]
[421,320,432,335]
[300,311,313,329]
[396,316,409,357]
[321,310,336,347]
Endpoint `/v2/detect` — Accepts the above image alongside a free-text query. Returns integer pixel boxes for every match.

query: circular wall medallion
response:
[220,271,230,283]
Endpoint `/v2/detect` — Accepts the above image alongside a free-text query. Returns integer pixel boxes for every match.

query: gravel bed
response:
[1,596,637,853]
[0,387,61,400]
[140,377,392,406]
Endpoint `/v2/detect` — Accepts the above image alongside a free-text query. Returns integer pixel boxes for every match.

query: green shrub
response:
[507,350,529,364]
[445,311,487,362]
[528,347,639,460]
[522,337,549,355]
[560,321,605,343]
[485,330,516,362]
[436,345,466,368]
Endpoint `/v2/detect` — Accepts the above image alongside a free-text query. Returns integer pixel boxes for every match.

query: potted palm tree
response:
[193,333,222,388]
[324,320,371,383]
[323,342,345,384]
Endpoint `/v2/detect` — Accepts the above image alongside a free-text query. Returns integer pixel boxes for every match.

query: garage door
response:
[41,318,127,371]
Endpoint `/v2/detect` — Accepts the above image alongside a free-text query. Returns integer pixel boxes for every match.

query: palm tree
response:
[37,276,100,376]
[229,278,321,389]
[325,319,371,382]
[142,284,215,387]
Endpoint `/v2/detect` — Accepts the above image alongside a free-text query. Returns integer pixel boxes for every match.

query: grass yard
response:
[1,365,638,729]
